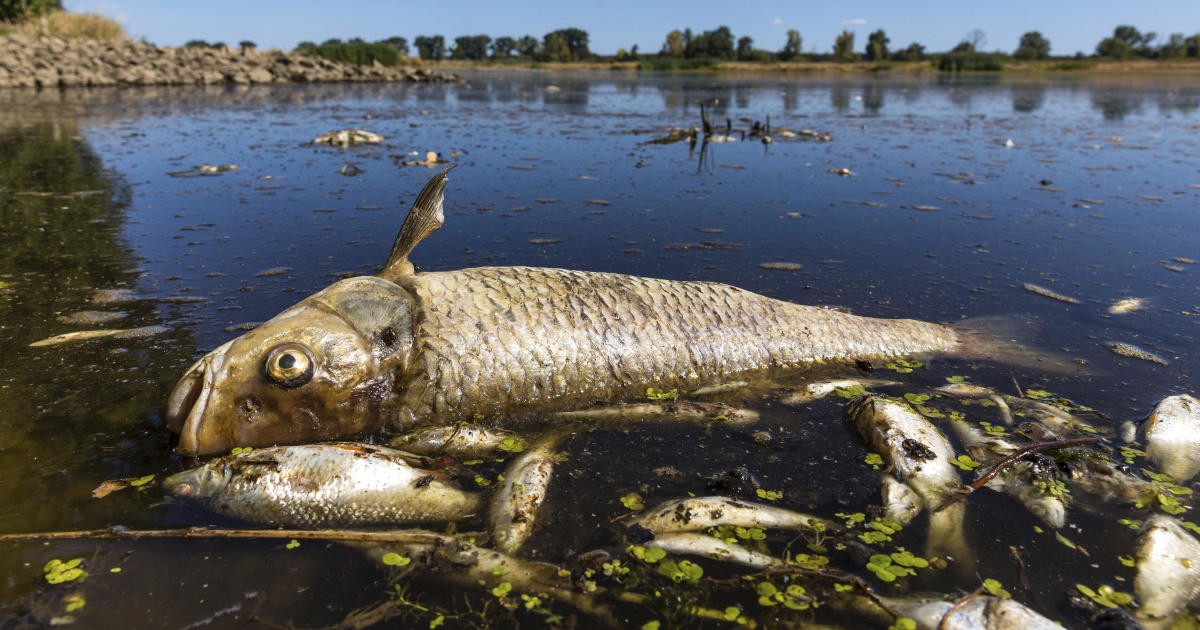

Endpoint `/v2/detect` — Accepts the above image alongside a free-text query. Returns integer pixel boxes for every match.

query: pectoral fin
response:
[380,165,455,279]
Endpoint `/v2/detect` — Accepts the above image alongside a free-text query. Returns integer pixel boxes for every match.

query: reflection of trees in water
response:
[861,82,884,113]
[1091,90,1144,120]
[0,121,194,534]
[1010,84,1047,113]
[656,82,734,117]
[829,82,851,113]
[1156,88,1200,115]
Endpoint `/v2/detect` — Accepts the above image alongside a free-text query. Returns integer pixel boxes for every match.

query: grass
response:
[1,10,126,41]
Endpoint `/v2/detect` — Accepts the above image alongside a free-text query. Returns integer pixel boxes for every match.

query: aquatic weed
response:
[1075,584,1134,609]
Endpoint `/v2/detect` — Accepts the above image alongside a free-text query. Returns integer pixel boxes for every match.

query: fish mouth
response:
[166,341,231,456]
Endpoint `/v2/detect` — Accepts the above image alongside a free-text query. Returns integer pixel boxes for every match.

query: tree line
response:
[285,24,1200,69]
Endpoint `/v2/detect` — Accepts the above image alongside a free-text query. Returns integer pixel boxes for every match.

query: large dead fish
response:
[167,167,1065,455]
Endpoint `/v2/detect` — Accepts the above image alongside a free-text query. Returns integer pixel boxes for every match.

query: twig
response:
[933,436,1105,513]
[0,526,445,545]
[938,587,984,630]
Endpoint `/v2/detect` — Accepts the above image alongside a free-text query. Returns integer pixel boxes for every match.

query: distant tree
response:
[1098,25,1156,59]
[865,29,890,61]
[381,36,409,56]
[491,36,516,60]
[238,40,257,53]
[891,42,926,61]
[516,35,538,58]
[629,44,639,60]
[183,39,211,49]
[0,0,60,22]
[451,34,490,60]
[684,26,734,59]
[736,35,754,60]
[1188,34,1200,58]
[1159,33,1187,58]
[295,41,317,55]
[779,29,802,61]
[662,30,685,57]
[966,29,987,50]
[414,35,445,60]
[541,31,570,61]
[833,30,856,61]
[542,28,589,61]
[1013,31,1050,60]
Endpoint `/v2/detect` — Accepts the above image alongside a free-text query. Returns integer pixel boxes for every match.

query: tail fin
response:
[951,316,1082,374]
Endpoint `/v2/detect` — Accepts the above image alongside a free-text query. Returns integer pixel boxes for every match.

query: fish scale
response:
[400,266,958,422]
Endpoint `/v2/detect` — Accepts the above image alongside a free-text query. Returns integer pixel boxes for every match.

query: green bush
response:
[298,39,401,66]
[936,52,1005,72]
[1,0,59,22]
[637,56,718,71]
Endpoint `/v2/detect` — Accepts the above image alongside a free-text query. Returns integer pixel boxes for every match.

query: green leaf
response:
[982,578,1011,598]
[491,582,512,598]
[864,452,884,469]
[381,552,411,567]
[285,539,300,550]
[945,375,966,383]
[620,493,644,511]
[903,393,930,405]
[951,454,982,471]
[129,474,156,488]
[641,622,661,630]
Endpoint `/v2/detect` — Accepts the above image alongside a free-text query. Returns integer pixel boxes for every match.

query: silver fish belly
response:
[164,443,481,528]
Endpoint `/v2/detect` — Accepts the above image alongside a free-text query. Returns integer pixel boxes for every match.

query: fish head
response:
[164,459,232,498]
[166,276,417,456]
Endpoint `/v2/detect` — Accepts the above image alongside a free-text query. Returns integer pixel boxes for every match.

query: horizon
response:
[66,0,1199,58]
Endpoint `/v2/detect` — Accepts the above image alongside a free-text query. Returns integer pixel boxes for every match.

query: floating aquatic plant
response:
[1075,584,1133,609]
[43,558,87,585]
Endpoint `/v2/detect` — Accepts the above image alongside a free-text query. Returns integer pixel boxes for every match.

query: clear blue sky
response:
[67,0,1200,57]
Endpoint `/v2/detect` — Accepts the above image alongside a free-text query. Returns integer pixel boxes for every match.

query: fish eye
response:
[264,343,314,388]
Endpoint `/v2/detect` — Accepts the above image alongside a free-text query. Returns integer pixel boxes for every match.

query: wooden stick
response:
[933,436,1105,513]
[0,526,445,545]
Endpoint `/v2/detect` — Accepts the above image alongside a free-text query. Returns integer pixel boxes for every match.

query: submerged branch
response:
[933,436,1106,513]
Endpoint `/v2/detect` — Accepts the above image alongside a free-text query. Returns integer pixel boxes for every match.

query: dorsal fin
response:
[380,165,455,279]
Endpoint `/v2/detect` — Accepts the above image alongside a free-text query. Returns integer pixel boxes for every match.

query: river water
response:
[1,71,1198,628]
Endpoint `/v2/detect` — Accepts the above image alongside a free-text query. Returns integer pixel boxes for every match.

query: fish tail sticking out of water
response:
[166,167,1075,456]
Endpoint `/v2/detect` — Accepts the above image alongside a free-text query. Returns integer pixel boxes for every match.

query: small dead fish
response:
[1135,515,1200,629]
[849,395,969,564]
[1109,297,1147,314]
[881,474,923,525]
[1023,283,1080,304]
[1007,397,1100,436]
[313,129,383,146]
[29,325,168,347]
[1142,394,1200,483]
[1107,341,1169,366]
[758,262,803,271]
[937,383,1013,425]
[945,418,1067,528]
[632,496,831,535]
[389,424,519,457]
[164,443,481,528]
[782,378,899,406]
[490,435,559,555]
[57,311,128,325]
[649,533,780,569]
[849,594,1059,630]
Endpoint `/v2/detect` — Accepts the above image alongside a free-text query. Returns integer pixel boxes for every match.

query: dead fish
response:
[781,378,899,406]
[29,325,168,347]
[388,423,519,457]
[490,434,559,555]
[848,395,970,564]
[1022,283,1080,304]
[945,417,1067,528]
[164,443,481,528]
[551,401,758,426]
[631,496,832,534]
[1142,394,1200,483]
[57,311,128,325]
[1109,298,1147,314]
[648,532,781,569]
[313,129,383,146]
[1107,341,1169,366]
[167,167,1068,455]
[937,383,1013,425]
[848,593,1059,630]
[1135,515,1200,629]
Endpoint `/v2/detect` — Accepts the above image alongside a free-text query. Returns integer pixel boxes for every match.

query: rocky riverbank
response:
[0,34,457,88]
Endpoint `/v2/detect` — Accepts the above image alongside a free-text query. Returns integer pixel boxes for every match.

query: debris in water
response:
[313,129,382,146]
[758,262,803,271]
[90,288,138,305]
[664,241,743,251]
[829,168,854,176]
[1108,298,1146,315]
[1106,341,1168,366]
[29,325,168,347]
[339,163,364,177]
[1023,283,1080,304]
[57,311,128,325]
[399,151,444,167]
[254,267,291,277]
